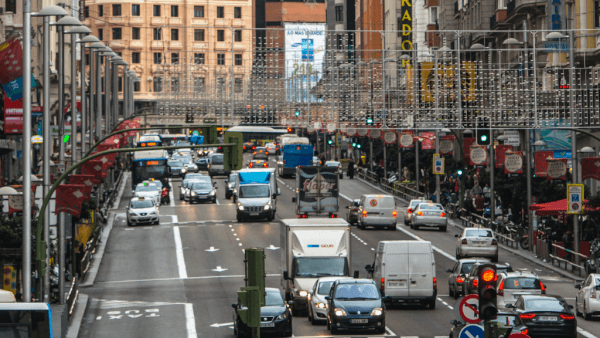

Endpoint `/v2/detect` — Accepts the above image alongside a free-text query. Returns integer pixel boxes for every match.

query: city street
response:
[76,155,600,338]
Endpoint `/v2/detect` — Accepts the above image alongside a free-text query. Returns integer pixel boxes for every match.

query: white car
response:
[575,273,600,320]
[455,228,499,262]
[308,277,354,325]
[265,143,277,155]
[134,182,161,205]
[127,197,159,226]
[312,156,321,166]
[324,161,343,178]
[497,271,545,308]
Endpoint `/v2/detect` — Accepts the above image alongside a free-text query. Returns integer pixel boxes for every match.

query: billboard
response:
[284,23,326,103]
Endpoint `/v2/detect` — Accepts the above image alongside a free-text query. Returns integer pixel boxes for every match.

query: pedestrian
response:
[483,184,490,202]
[475,194,485,216]
[347,158,355,179]
[376,165,384,185]
[562,230,573,261]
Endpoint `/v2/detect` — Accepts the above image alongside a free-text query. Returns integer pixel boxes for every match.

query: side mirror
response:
[445,268,452,273]
[574,284,581,289]
[231,303,237,309]
[354,270,359,278]
[277,188,281,195]
[283,271,289,280]
[505,303,514,309]
[345,206,350,209]
[292,197,296,203]
[365,264,372,272]
[287,301,294,306]
[450,319,458,326]
[324,296,331,301]
[454,234,459,238]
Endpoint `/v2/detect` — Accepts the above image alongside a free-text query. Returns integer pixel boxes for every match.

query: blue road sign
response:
[459,324,484,338]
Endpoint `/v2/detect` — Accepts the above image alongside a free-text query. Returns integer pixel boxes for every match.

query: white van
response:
[208,153,229,177]
[357,194,398,230]
[365,240,437,309]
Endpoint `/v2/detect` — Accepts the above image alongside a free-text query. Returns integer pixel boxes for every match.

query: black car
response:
[232,288,292,337]
[253,147,268,160]
[187,181,217,203]
[463,262,514,295]
[195,158,210,171]
[225,172,237,199]
[448,312,529,338]
[325,279,386,334]
[167,160,187,177]
[243,142,256,153]
[507,295,577,338]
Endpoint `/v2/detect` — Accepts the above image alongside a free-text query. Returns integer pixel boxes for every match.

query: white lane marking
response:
[266,244,280,250]
[125,229,134,231]
[95,274,281,284]
[339,193,352,202]
[172,215,178,223]
[210,322,234,328]
[173,227,188,279]
[578,328,599,338]
[385,327,396,336]
[212,266,228,272]
[396,226,457,262]
[205,246,219,252]
[169,181,175,207]
[185,303,198,338]
[143,227,152,229]
[216,198,220,205]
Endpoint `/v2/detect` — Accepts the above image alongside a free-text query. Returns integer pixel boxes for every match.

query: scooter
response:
[161,188,170,205]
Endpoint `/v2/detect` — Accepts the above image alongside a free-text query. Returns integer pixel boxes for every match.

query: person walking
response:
[347,158,355,179]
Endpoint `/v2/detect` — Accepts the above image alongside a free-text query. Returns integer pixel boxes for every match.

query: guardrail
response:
[356,169,427,202]
[66,277,78,320]
[549,242,588,277]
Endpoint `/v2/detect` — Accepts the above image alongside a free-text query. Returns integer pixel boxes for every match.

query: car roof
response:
[130,197,154,203]
[316,277,354,283]
[265,287,281,293]
[501,271,538,278]
[459,258,491,264]
[415,203,443,208]
[336,279,376,285]
[520,294,563,301]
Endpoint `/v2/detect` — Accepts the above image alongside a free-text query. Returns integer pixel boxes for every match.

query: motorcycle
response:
[161,188,170,205]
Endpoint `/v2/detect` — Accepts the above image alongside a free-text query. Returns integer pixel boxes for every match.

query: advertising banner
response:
[420,132,435,150]
[297,166,339,214]
[581,157,600,181]
[284,23,325,103]
[399,132,414,148]
[547,158,568,181]
[420,62,476,103]
[463,137,476,161]
[370,129,382,140]
[534,151,555,177]
[469,145,487,166]
[495,145,513,168]
[439,135,455,155]
[384,131,397,145]
[504,151,523,174]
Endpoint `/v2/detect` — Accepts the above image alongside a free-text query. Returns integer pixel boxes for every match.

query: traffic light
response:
[63,135,70,143]
[352,142,357,147]
[456,169,464,177]
[476,117,491,146]
[224,131,243,171]
[295,110,300,117]
[366,115,373,125]
[328,139,333,145]
[478,263,498,321]
[236,248,266,327]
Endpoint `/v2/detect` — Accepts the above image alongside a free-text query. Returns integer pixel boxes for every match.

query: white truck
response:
[280,218,358,315]
[235,168,280,222]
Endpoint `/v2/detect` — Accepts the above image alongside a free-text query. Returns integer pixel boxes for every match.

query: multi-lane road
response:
[77,154,600,338]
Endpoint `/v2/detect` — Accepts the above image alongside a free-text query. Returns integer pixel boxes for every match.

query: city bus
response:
[0,298,53,338]
[226,126,289,147]
[132,149,169,190]
[137,134,163,148]
[159,134,188,146]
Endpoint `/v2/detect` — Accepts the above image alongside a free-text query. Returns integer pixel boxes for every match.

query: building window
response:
[132,52,140,64]
[171,29,179,41]
[132,27,140,40]
[335,6,343,22]
[194,77,205,92]
[217,53,225,65]
[154,52,162,64]
[153,77,163,92]
[153,5,161,16]
[171,53,179,64]
[153,28,162,40]
[171,78,179,92]
[596,0,600,27]
[194,6,205,17]
[235,78,243,93]
[217,30,225,41]
[217,6,224,18]
[85,53,90,65]
[118,77,123,92]
[134,82,141,92]
[235,54,243,66]
[234,30,242,42]
[171,5,179,17]
[112,4,121,16]
[234,7,242,18]
[98,5,103,17]
[84,6,89,18]
[132,4,140,16]
[194,53,205,64]
[112,28,122,40]
[98,28,103,41]
[429,7,438,24]
[194,29,205,41]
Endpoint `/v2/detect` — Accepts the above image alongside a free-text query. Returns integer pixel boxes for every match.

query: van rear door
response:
[381,242,409,298]
[408,242,434,297]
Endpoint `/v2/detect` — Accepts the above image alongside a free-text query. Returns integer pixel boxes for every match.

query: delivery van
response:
[357,194,398,230]
[365,240,437,309]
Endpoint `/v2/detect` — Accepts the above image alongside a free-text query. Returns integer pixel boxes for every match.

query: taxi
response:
[127,197,160,226]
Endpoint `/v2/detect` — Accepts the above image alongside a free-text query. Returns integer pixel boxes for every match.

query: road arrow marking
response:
[266,244,280,250]
[205,246,219,252]
[210,322,234,328]
[212,266,228,272]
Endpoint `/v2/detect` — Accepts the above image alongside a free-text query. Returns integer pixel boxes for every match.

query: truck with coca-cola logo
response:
[292,166,339,217]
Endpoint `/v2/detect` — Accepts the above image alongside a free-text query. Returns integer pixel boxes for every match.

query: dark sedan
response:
[167,160,187,177]
[445,258,490,299]
[325,279,386,334]
[345,199,361,226]
[243,142,256,152]
[449,312,529,338]
[233,288,293,337]
[507,295,577,338]
[195,158,210,171]
[463,262,513,295]
[187,182,217,204]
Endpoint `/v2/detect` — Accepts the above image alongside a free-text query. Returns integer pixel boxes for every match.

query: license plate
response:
[260,322,275,327]
[388,280,406,287]
[250,212,259,216]
[351,319,368,324]
[198,195,206,199]
[539,316,557,321]
[473,241,486,245]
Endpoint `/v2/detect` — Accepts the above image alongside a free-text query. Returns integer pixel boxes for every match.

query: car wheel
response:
[492,255,499,263]
[237,215,244,223]
[358,222,365,230]
[575,298,582,317]
[453,288,460,299]
[404,220,408,225]
[388,225,396,230]
[377,325,386,334]
[327,319,330,330]
[127,220,132,227]
[213,199,217,204]
[413,223,420,230]
[440,226,447,232]
[428,298,436,309]
[584,302,591,320]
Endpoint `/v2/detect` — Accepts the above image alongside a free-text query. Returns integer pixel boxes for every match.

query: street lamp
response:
[81,36,101,146]
[31,3,68,305]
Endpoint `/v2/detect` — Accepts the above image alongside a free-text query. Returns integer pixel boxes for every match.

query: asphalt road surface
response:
[77,153,600,338]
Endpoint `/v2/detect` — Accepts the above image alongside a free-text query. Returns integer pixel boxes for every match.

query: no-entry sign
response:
[458,294,482,324]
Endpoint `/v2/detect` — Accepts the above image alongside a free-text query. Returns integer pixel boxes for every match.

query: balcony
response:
[425,0,439,7]
[426,23,440,48]
[506,0,515,17]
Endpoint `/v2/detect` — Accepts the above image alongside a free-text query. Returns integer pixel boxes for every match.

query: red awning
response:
[529,198,589,216]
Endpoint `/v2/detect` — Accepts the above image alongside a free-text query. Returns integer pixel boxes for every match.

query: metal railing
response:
[66,277,78,320]
[549,242,588,277]
[356,168,427,202]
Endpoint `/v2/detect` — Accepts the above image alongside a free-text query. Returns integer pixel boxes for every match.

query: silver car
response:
[575,273,600,320]
[308,277,354,325]
[404,199,432,225]
[127,197,159,226]
[455,228,499,262]
[134,182,161,205]
[410,202,447,231]
[445,258,490,299]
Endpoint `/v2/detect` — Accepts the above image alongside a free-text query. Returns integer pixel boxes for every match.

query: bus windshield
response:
[211,154,224,165]
[0,307,52,338]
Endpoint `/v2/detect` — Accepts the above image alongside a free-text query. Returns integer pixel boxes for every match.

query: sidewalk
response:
[354,176,586,281]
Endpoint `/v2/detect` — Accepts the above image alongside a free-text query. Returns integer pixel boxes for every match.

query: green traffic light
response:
[328,140,333,145]
[366,117,373,124]
[457,169,463,176]
[352,142,357,147]
[480,135,488,142]
[357,144,361,149]
[63,135,70,143]
[295,111,300,116]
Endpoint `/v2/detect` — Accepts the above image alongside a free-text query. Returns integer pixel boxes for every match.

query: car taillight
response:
[297,214,307,218]
[498,280,504,296]
[540,281,546,294]
[462,239,468,244]
[521,329,528,335]
[456,276,464,283]
[362,210,367,217]
[520,313,536,320]
[381,278,385,291]
[407,208,413,214]
[591,289,596,298]
[472,278,478,288]
[263,163,268,168]
[392,211,397,218]
[560,314,575,320]
[440,212,446,217]
[416,211,423,216]
[329,214,338,218]
[243,146,246,150]
[433,277,437,290]
[253,152,257,155]
[492,239,498,246]
[249,163,253,168]
[252,146,255,150]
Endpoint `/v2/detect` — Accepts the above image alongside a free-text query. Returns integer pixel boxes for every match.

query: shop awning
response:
[529,198,589,216]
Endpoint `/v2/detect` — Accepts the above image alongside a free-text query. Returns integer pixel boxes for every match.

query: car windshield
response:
[317,281,335,295]
[239,185,270,198]
[191,183,212,190]
[334,284,380,300]
[131,200,154,209]
[525,299,565,311]
[461,263,476,274]
[492,315,521,327]
[294,257,347,277]
[256,147,266,152]
[505,277,541,289]
[419,204,444,210]
[211,154,224,164]
[169,161,183,166]
[326,162,340,167]
[229,174,237,181]
[136,184,157,192]
[145,180,162,189]
[186,174,203,180]
[265,291,285,306]
[465,229,493,237]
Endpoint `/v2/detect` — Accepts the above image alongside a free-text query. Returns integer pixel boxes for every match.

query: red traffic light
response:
[481,269,497,282]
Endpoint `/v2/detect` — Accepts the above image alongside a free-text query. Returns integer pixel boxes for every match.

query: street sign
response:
[504,131,520,146]
[31,135,43,144]
[458,294,482,324]
[567,184,584,214]
[192,130,199,136]
[433,154,444,175]
[459,324,484,338]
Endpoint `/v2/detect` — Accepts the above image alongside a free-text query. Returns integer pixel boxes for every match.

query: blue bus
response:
[279,144,313,177]
[137,134,163,148]
[0,302,53,337]
[132,150,169,190]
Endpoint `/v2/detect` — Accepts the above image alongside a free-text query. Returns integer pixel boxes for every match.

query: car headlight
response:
[275,312,288,321]
[298,290,308,297]
[315,302,326,309]
[181,168,186,173]
[334,308,347,317]
[150,211,157,215]
[264,203,270,210]
[191,191,197,196]
[210,191,216,196]
[370,308,383,316]
[128,212,136,216]
[238,203,244,211]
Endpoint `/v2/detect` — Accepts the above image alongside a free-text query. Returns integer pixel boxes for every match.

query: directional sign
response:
[567,183,584,214]
[459,294,482,324]
[433,154,444,175]
[459,324,484,338]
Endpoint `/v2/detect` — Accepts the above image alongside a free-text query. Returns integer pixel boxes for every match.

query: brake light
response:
[252,146,255,150]
[540,281,546,294]
[381,278,385,291]
[263,163,268,168]
[472,278,478,288]
[249,163,253,168]
[560,314,575,320]
[362,210,367,217]
[492,239,498,246]
[297,214,307,218]
[243,146,246,150]
[416,211,423,216]
[440,212,446,217]
[329,214,338,218]
[254,152,257,155]
[392,211,397,218]
[520,313,536,320]
[498,280,504,296]
[433,277,437,290]
[521,329,528,335]
[462,239,468,245]
[408,208,413,214]
[456,276,464,283]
